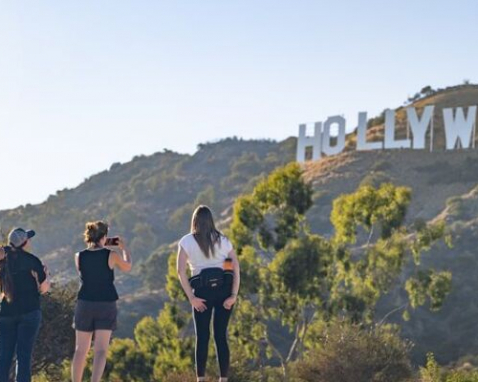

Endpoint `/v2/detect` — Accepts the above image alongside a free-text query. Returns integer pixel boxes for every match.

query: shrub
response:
[291,322,413,382]
[162,371,196,382]
[419,353,478,382]
[359,171,392,188]
[32,285,76,381]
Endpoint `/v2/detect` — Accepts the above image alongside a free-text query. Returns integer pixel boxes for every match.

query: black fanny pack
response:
[189,268,233,290]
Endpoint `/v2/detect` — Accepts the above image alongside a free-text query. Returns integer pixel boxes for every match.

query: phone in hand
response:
[105,237,120,246]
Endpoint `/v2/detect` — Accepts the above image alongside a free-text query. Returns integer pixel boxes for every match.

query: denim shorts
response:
[74,300,117,332]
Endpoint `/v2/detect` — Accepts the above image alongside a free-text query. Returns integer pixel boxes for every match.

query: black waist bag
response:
[190,268,233,290]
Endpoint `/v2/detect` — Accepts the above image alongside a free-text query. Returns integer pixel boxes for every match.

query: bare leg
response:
[91,330,112,382]
[72,331,93,382]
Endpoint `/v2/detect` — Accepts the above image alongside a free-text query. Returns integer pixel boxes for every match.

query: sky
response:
[0,0,477,210]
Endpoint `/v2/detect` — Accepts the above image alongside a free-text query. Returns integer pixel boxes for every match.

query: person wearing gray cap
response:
[0,228,50,382]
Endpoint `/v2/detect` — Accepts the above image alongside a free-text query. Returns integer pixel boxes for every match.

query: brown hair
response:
[191,205,221,258]
[0,249,16,303]
[84,221,109,245]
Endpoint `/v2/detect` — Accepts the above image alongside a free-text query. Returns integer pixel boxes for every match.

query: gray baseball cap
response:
[8,228,36,248]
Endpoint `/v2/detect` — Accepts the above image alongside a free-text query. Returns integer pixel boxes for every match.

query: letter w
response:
[443,106,477,150]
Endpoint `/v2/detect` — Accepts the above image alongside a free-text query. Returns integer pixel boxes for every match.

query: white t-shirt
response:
[179,233,233,276]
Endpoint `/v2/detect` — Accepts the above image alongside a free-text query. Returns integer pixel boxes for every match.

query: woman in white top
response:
[177,205,240,382]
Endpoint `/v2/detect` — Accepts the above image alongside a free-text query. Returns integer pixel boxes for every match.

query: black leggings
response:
[193,285,233,378]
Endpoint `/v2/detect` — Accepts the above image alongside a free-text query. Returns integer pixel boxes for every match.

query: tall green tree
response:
[329,183,452,321]
[228,165,452,379]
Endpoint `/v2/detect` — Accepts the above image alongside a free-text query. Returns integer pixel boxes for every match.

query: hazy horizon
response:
[1,0,477,209]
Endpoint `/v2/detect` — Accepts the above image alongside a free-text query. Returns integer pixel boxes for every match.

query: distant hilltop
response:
[297,84,478,162]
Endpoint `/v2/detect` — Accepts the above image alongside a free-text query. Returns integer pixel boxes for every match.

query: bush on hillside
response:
[32,284,76,380]
[359,170,392,188]
[419,353,478,382]
[291,322,413,382]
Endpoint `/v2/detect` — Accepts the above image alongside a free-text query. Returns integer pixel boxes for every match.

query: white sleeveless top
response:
[179,233,233,276]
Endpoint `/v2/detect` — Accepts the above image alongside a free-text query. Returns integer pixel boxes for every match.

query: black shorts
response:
[74,300,118,332]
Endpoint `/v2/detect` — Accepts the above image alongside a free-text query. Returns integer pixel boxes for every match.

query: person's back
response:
[71,221,133,382]
[77,248,118,302]
[179,232,232,277]
[176,205,241,382]
[0,249,46,317]
[0,228,50,382]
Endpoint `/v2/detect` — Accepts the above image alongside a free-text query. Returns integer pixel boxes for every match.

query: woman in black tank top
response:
[71,221,133,382]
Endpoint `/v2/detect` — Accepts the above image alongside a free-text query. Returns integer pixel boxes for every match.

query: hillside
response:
[1,84,477,362]
[302,148,478,364]
[0,137,296,280]
[346,84,478,151]
[302,85,478,364]
[0,137,297,335]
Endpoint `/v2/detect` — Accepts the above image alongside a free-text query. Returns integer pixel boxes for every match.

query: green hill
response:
[0,137,296,277]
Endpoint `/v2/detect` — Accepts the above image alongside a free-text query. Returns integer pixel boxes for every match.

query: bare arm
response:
[229,249,241,297]
[39,273,51,295]
[223,249,240,310]
[177,246,207,312]
[109,238,133,273]
[32,263,51,295]
[177,247,195,302]
[75,252,80,274]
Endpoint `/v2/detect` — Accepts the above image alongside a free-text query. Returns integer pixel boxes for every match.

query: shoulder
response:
[179,233,195,248]
[24,251,42,265]
[220,234,233,249]
[23,252,44,271]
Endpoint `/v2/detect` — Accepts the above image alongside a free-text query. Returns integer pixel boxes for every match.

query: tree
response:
[421,86,435,97]
[329,183,452,322]
[32,284,77,381]
[292,321,413,382]
[229,162,313,254]
[228,167,452,379]
[104,338,153,382]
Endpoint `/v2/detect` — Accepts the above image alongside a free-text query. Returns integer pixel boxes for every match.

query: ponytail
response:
[0,248,17,303]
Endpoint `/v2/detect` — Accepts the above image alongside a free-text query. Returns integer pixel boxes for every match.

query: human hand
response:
[31,265,49,289]
[116,237,126,250]
[223,296,237,310]
[190,297,208,312]
[0,247,5,261]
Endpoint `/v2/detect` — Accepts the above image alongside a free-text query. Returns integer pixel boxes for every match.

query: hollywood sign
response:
[296,105,477,162]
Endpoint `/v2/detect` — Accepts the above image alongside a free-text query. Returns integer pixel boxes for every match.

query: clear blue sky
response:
[0,0,476,210]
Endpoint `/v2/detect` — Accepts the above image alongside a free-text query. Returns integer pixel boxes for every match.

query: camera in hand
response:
[105,237,120,246]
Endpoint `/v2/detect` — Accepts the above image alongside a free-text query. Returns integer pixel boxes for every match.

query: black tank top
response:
[77,248,119,302]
